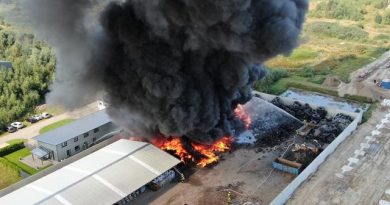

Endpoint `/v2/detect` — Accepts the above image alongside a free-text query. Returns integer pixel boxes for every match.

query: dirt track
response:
[288,105,390,205]
[338,51,390,100]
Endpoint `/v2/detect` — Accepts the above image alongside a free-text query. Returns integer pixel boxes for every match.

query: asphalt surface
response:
[0,102,99,146]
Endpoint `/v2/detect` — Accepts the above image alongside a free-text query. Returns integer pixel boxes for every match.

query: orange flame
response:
[151,136,232,167]
[234,104,251,128]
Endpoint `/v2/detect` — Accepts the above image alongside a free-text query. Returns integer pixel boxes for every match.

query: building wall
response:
[39,122,119,161]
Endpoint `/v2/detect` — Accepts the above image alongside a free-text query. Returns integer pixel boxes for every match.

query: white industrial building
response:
[0,139,181,205]
[33,110,119,162]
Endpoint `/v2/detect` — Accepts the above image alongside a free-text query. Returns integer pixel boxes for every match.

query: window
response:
[74,137,78,142]
[75,145,80,152]
[84,132,89,138]
[66,149,71,157]
[61,142,67,148]
[94,128,100,133]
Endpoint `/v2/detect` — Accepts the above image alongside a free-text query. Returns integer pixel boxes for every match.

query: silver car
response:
[11,122,25,129]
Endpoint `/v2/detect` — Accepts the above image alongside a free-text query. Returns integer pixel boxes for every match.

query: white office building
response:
[33,110,119,161]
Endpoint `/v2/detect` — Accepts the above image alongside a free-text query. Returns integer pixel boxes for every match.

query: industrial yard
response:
[288,104,390,205]
[134,147,294,205]
[128,93,361,205]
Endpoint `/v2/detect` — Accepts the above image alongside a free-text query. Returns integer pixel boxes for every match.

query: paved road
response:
[288,103,390,205]
[0,102,99,145]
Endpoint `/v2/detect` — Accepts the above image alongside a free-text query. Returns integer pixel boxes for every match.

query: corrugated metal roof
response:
[0,60,12,69]
[34,110,112,145]
[0,139,181,205]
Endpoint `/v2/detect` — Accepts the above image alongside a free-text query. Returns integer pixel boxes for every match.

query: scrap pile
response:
[310,113,353,143]
[271,97,328,122]
[288,143,321,166]
[271,97,353,144]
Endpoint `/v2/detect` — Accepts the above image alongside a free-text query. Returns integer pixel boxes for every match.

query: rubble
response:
[271,97,353,144]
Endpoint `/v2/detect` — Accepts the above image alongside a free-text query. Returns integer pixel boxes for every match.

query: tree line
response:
[0,26,56,131]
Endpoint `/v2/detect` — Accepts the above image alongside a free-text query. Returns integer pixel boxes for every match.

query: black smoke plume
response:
[25,0,308,144]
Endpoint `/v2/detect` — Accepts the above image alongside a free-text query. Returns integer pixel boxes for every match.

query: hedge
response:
[287,81,339,96]
[344,94,373,103]
[0,142,25,157]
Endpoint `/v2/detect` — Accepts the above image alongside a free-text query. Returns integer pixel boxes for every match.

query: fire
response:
[151,136,232,167]
[150,104,251,167]
[234,104,251,128]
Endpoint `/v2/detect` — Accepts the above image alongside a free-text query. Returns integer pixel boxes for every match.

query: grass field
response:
[262,1,390,95]
[39,119,75,134]
[4,148,37,175]
[0,158,21,189]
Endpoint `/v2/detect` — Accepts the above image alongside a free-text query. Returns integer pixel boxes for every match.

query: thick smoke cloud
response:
[25,0,308,144]
[23,0,105,108]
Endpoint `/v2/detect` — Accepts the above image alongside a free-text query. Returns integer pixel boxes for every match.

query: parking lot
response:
[0,102,100,146]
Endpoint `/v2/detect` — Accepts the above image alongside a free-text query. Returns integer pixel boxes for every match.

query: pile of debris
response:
[309,113,353,143]
[271,97,353,144]
[271,97,327,122]
[288,143,321,166]
[254,124,297,149]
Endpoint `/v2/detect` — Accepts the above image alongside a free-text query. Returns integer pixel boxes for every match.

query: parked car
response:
[41,112,52,119]
[27,117,39,123]
[33,114,43,120]
[6,125,17,133]
[10,122,25,129]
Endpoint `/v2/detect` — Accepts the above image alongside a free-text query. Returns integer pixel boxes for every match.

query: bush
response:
[383,10,390,25]
[344,94,373,103]
[0,142,25,157]
[372,0,388,9]
[305,22,369,42]
[253,68,289,93]
[375,14,383,24]
[308,76,327,84]
[362,102,379,123]
[298,67,315,78]
[374,34,390,41]
[286,82,339,96]
[311,0,365,21]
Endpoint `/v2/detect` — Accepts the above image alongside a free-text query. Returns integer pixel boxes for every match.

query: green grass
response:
[313,47,387,82]
[4,148,37,175]
[362,101,380,123]
[289,48,319,61]
[39,119,75,134]
[267,75,339,95]
[6,139,27,145]
[0,157,21,189]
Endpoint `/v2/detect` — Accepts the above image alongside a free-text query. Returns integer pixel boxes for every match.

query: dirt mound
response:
[322,76,341,87]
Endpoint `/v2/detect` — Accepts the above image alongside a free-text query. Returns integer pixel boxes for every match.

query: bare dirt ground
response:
[288,106,390,205]
[338,51,390,100]
[133,147,296,205]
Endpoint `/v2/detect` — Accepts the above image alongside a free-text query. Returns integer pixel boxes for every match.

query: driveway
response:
[0,102,99,145]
